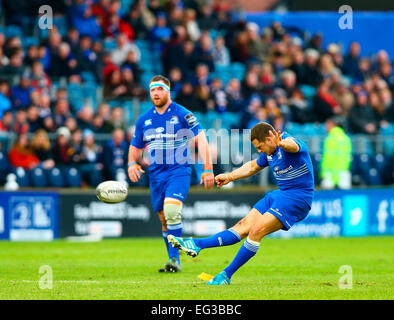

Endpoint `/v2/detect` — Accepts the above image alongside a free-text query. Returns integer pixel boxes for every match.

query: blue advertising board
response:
[0,192,58,241]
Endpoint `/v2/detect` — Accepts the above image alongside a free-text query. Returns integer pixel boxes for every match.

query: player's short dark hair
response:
[149,75,171,89]
[250,122,275,142]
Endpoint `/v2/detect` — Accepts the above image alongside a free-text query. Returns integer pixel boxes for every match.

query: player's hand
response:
[268,130,285,148]
[200,171,214,190]
[214,173,233,187]
[128,163,145,183]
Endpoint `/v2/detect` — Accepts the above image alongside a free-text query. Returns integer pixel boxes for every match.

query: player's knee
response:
[233,218,251,238]
[163,201,182,225]
[249,225,269,241]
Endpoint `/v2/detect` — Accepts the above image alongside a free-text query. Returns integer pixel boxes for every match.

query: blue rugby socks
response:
[167,223,183,264]
[224,237,260,279]
[162,230,170,259]
[193,228,241,249]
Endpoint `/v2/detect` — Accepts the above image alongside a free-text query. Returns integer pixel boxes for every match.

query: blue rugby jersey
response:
[256,132,314,205]
[131,102,202,176]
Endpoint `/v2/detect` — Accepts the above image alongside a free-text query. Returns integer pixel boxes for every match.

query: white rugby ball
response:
[96,181,128,204]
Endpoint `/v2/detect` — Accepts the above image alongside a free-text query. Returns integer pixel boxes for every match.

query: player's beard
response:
[152,95,169,108]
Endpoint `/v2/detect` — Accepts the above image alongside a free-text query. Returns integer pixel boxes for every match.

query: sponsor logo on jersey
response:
[184,113,197,126]
[170,116,179,124]
[156,127,165,133]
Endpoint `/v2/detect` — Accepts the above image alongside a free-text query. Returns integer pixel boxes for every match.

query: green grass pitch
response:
[0,236,393,300]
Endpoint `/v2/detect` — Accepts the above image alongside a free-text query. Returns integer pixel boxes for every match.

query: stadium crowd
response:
[0,0,393,188]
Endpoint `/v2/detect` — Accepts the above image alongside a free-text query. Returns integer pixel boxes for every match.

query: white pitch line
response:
[4,280,199,284]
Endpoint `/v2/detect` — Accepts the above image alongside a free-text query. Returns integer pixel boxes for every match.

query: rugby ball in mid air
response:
[96,181,128,204]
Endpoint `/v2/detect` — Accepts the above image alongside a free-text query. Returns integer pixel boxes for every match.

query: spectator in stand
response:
[198,3,217,31]
[0,49,24,78]
[0,81,11,118]
[26,105,41,133]
[53,127,73,166]
[68,1,101,41]
[24,45,39,67]
[193,31,215,72]
[210,78,228,113]
[264,97,282,123]
[8,133,39,170]
[149,12,172,51]
[279,69,299,98]
[303,48,321,86]
[378,88,394,124]
[195,83,215,113]
[77,105,95,131]
[69,128,84,165]
[101,128,128,180]
[184,8,201,42]
[92,113,109,134]
[123,4,151,39]
[162,27,188,75]
[79,129,103,186]
[319,53,342,79]
[103,69,125,99]
[11,75,33,110]
[104,13,134,40]
[104,106,126,132]
[121,50,143,83]
[65,116,78,133]
[232,30,249,63]
[241,71,261,101]
[343,42,361,77]
[225,78,244,113]
[260,62,276,95]
[13,108,29,135]
[348,91,379,134]
[49,42,81,81]
[175,81,201,112]
[37,92,52,119]
[111,33,141,65]
[191,63,211,87]
[120,67,147,100]
[41,115,56,133]
[247,106,269,130]
[65,27,80,53]
[53,98,73,128]
[213,35,230,67]
[0,110,13,132]
[74,35,99,78]
[246,22,267,64]
[332,79,355,117]
[30,129,55,170]
[313,79,341,123]
[29,61,51,92]
[168,67,183,97]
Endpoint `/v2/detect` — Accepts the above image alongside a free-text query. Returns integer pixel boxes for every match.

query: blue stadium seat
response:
[22,36,39,48]
[286,122,303,136]
[373,154,387,176]
[63,167,81,187]
[366,168,382,185]
[13,167,30,187]
[47,167,65,187]
[29,167,48,187]
[5,25,22,38]
[103,38,117,50]
[300,85,316,100]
